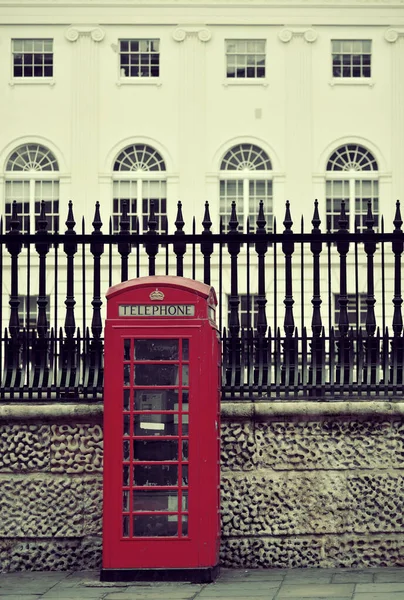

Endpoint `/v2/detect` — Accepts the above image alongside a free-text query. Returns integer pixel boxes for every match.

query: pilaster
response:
[172,26,211,221]
[279,27,317,211]
[65,26,105,214]
[385,28,404,203]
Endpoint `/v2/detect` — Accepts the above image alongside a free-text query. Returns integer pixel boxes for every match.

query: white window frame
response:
[117,38,160,86]
[11,38,54,85]
[4,144,60,234]
[224,39,268,87]
[219,144,273,232]
[112,145,167,235]
[331,39,371,79]
[325,145,379,233]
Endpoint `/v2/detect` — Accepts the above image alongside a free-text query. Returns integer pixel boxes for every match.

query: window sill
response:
[9,79,55,87]
[223,79,268,88]
[329,78,374,88]
[116,78,162,87]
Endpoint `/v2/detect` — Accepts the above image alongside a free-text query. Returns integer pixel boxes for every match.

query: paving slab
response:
[355,583,404,593]
[332,572,374,583]
[353,594,404,600]
[276,583,355,598]
[374,572,404,583]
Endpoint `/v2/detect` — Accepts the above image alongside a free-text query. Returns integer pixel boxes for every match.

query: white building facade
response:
[0,0,404,331]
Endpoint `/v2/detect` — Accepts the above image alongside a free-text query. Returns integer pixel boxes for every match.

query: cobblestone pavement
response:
[1,568,404,599]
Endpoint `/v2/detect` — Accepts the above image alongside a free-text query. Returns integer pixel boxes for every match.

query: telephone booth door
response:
[102,277,220,582]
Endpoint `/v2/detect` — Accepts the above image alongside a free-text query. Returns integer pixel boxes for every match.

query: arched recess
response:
[109,141,170,234]
[214,139,277,232]
[1,137,65,233]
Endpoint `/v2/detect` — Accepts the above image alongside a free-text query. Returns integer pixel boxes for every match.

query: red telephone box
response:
[101,276,221,582]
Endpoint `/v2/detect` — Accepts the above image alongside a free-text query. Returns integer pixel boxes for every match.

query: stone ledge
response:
[222,401,404,421]
[0,404,103,422]
[2,400,404,422]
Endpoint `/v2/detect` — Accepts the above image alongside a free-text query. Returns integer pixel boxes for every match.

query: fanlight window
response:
[4,143,59,234]
[6,144,59,172]
[326,144,378,172]
[220,144,272,171]
[112,144,167,234]
[325,144,379,233]
[113,144,166,172]
[219,144,273,232]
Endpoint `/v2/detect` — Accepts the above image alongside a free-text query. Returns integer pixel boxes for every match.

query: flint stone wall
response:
[0,401,404,571]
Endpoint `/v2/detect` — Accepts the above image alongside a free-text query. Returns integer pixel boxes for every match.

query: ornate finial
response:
[311,200,321,232]
[10,201,21,234]
[283,200,293,231]
[338,200,348,231]
[36,200,48,233]
[147,201,157,233]
[364,200,374,231]
[65,200,76,232]
[228,201,239,232]
[92,201,102,232]
[175,201,185,232]
[256,200,266,233]
[394,200,403,231]
[202,201,212,232]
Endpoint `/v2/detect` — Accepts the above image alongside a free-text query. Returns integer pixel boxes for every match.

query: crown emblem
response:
[149,289,164,301]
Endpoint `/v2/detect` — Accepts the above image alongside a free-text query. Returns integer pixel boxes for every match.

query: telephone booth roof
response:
[106,275,217,306]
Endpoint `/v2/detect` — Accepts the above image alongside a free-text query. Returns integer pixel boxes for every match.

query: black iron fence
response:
[0,198,403,400]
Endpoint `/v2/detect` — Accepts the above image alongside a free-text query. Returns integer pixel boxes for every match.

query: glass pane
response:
[133,514,178,537]
[123,464,130,486]
[124,364,130,385]
[123,440,130,460]
[181,491,188,510]
[182,414,189,436]
[124,414,130,436]
[134,413,179,436]
[134,365,179,386]
[123,389,130,411]
[182,339,189,360]
[134,339,179,360]
[134,464,178,486]
[124,339,131,360]
[182,465,189,485]
[123,490,130,511]
[182,441,188,460]
[133,490,178,512]
[135,390,179,411]
[182,391,189,411]
[123,515,130,537]
[182,365,189,386]
[182,516,188,536]
[133,440,179,461]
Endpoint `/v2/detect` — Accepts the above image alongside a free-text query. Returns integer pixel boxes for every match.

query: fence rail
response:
[0,198,403,400]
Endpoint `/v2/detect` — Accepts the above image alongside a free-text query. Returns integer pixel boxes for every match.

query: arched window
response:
[4,143,60,233]
[219,143,273,232]
[112,144,167,234]
[326,143,379,232]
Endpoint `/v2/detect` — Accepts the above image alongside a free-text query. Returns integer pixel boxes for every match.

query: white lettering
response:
[118,304,195,317]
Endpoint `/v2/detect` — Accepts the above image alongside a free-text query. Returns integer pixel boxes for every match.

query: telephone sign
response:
[101,276,221,583]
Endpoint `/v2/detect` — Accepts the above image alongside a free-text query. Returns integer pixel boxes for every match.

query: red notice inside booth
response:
[101,276,221,583]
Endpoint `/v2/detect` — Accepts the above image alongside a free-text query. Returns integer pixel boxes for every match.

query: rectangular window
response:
[332,40,371,78]
[326,179,378,233]
[226,39,266,79]
[11,295,51,330]
[334,293,367,330]
[5,180,59,234]
[113,180,167,234]
[12,39,53,78]
[228,294,259,329]
[120,39,160,78]
[220,179,273,233]
[326,181,350,232]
